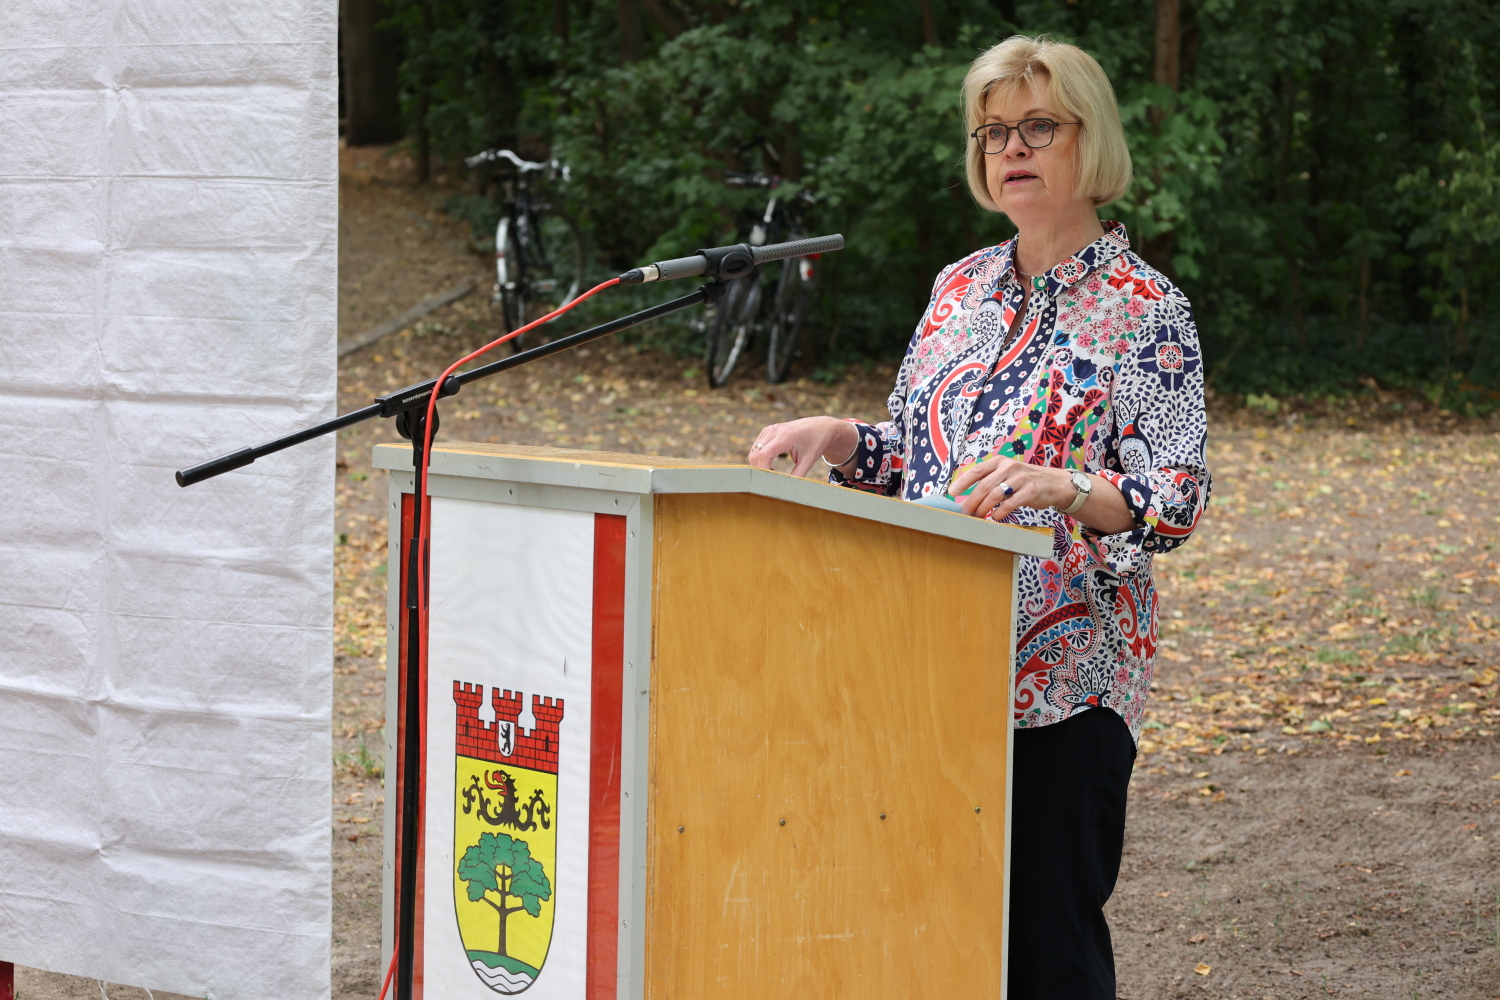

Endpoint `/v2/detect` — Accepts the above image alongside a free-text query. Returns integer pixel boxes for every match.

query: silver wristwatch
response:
[1058,471,1092,515]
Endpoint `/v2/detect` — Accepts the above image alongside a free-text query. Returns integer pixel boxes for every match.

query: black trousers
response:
[1007,706,1135,1000]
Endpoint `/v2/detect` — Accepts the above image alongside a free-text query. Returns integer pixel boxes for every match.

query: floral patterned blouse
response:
[831,222,1210,742]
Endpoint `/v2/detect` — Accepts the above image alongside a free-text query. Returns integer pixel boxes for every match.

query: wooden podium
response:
[376,442,1050,1000]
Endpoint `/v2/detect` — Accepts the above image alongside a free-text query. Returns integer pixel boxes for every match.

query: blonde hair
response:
[962,35,1132,210]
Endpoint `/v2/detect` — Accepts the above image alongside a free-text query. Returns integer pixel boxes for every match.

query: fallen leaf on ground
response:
[1194,963,1212,976]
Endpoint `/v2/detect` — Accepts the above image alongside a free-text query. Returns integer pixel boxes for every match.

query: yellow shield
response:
[452,683,564,994]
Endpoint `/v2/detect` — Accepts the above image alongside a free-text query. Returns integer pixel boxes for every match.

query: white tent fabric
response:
[0,3,336,998]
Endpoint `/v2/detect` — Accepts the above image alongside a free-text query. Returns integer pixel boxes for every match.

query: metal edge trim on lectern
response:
[373,443,1052,558]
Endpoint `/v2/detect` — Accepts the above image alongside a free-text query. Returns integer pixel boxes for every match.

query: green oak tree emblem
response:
[457,831,553,961]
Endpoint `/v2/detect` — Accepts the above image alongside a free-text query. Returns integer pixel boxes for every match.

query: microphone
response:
[618,234,844,284]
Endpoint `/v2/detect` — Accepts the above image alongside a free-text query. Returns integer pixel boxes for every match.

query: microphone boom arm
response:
[175,284,725,487]
[620,233,844,285]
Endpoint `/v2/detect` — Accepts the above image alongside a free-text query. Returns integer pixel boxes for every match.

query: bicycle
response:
[463,149,586,348]
[703,171,820,387]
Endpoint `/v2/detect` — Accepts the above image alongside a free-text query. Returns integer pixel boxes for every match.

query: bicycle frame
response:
[467,149,582,339]
[495,177,554,299]
[704,172,820,385]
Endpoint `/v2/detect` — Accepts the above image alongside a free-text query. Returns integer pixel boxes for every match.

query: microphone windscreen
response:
[752,234,844,265]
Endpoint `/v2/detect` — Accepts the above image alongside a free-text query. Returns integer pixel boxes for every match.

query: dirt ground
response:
[15,144,1499,999]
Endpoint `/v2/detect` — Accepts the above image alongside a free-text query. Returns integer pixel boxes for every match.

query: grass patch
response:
[1407,586,1442,611]
[1384,629,1444,655]
[337,732,385,779]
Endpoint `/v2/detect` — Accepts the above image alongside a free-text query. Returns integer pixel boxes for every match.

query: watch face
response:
[1072,471,1091,492]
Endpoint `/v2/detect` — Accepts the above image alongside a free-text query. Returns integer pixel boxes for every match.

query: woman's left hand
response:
[948,456,1079,521]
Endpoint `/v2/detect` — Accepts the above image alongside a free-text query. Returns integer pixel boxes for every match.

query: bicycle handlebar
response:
[464,148,571,181]
[724,170,775,188]
[724,170,817,204]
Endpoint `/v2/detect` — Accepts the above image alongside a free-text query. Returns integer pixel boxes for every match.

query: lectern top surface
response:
[374,440,1052,557]
[388,440,729,469]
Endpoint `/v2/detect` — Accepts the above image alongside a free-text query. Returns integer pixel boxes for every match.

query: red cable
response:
[415,277,620,637]
[384,276,621,994]
[376,943,397,1000]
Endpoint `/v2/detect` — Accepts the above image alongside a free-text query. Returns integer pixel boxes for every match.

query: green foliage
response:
[443,193,504,252]
[382,0,1500,400]
[457,831,552,919]
[1397,43,1500,396]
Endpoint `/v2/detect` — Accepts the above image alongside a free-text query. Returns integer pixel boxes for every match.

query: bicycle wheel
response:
[494,216,529,348]
[766,258,813,383]
[705,270,763,388]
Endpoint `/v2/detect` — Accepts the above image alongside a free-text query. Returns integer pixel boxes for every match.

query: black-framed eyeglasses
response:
[970,118,1081,154]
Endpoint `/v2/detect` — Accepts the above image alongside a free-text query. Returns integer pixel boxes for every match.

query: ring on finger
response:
[999,482,1015,498]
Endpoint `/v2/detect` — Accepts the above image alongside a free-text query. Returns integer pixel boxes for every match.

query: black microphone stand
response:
[176,283,724,487]
[175,281,724,1000]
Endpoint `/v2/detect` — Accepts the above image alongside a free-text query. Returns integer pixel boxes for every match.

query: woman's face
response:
[983,77,1086,227]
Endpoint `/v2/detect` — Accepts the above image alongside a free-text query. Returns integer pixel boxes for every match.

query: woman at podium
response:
[748,34,1210,1000]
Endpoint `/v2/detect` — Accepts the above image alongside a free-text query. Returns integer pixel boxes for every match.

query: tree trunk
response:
[341,0,404,145]
[642,0,685,38]
[413,0,435,183]
[1148,0,1178,130]
[494,877,512,956]
[618,0,643,62]
[1141,0,1180,277]
[414,89,430,182]
[920,0,939,47]
[1457,285,1469,354]
[1179,0,1200,82]
[1357,253,1370,351]
[553,0,569,41]
[780,120,801,182]
[1153,0,1179,92]
[992,0,1019,31]
[1274,70,1305,345]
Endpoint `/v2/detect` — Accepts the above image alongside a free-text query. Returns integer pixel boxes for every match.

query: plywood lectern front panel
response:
[646,492,1014,1000]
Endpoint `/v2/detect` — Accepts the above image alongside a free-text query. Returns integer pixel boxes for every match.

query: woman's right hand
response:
[747,416,859,477]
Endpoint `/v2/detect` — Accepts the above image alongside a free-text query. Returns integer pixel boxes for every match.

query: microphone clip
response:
[697,243,756,281]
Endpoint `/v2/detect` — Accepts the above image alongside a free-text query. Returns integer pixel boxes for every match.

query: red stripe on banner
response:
[588,514,627,1000]
[394,492,428,998]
